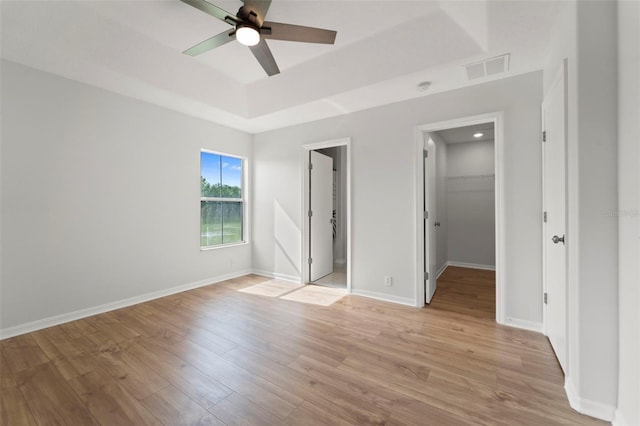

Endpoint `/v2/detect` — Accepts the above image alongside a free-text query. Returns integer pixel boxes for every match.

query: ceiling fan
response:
[179,0,337,76]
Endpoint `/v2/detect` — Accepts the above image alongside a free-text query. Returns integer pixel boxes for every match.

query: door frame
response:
[414,112,506,325]
[301,137,352,292]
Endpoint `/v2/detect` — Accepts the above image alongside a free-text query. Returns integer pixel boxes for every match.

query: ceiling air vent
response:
[465,54,510,80]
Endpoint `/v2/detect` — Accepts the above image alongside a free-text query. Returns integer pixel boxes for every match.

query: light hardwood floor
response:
[1,268,605,425]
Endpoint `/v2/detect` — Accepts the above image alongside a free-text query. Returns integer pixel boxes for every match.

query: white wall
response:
[253,71,543,321]
[615,1,640,425]
[544,0,619,419]
[0,60,253,334]
[429,133,448,275]
[445,140,495,268]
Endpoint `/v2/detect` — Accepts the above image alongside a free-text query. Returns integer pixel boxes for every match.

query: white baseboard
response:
[447,261,496,271]
[350,289,416,307]
[0,269,252,340]
[565,377,616,422]
[436,263,448,279]
[335,258,346,265]
[251,269,301,283]
[612,409,631,426]
[499,316,543,333]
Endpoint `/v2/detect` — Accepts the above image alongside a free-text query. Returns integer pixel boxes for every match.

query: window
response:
[200,151,245,248]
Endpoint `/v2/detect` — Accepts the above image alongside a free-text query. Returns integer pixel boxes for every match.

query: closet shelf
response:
[446,174,495,180]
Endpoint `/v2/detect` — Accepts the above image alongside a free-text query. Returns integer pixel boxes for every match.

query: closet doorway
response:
[415,113,505,323]
[302,138,351,291]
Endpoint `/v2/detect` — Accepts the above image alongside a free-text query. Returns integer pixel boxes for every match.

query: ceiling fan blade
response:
[183,29,236,56]
[240,0,271,27]
[262,21,337,44]
[249,39,280,76]
[179,0,238,25]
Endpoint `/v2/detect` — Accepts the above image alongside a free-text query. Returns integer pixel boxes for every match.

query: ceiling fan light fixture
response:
[236,25,260,46]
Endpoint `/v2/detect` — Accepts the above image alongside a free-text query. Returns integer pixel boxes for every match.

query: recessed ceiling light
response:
[474,132,484,138]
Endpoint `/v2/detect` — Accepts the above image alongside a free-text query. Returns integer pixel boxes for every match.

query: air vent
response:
[465,54,510,80]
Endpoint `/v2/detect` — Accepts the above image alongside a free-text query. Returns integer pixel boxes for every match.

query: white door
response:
[309,151,334,281]
[424,138,437,303]
[542,61,568,373]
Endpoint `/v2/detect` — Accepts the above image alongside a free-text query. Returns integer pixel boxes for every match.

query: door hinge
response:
[424,211,428,220]
[544,292,548,304]
[542,131,547,142]
[308,162,313,170]
[425,271,429,281]
[543,211,548,223]
[424,150,428,158]
[308,210,313,217]
[308,258,313,265]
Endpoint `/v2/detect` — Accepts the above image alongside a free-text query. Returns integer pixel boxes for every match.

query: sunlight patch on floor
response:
[238,280,347,306]
[280,285,347,306]
[238,279,302,297]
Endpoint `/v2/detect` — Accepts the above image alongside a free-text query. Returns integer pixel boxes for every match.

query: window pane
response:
[222,201,243,244]
[201,152,221,197]
[201,201,222,246]
[221,156,242,198]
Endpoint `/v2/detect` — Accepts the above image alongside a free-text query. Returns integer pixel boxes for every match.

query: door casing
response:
[414,112,505,325]
[302,138,351,292]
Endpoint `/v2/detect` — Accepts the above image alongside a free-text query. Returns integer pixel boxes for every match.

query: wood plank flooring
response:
[1,269,605,425]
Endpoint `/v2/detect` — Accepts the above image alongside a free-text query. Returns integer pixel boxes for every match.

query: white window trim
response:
[200,149,248,250]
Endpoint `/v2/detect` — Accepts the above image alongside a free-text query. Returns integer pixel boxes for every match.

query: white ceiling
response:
[435,123,495,144]
[0,0,561,133]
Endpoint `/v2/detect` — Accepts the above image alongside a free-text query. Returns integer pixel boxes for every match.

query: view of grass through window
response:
[200,151,243,247]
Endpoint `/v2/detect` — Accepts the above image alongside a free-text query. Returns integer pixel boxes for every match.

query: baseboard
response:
[447,261,496,271]
[0,269,252,340]
[335,259,346,265]
[612,409,631,426]
[500,316,543,333]
[565,377,616,422]
[436,263,448,279]
[350,289,416,307]
[251,269,301,283]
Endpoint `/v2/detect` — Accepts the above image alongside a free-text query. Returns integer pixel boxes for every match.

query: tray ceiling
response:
[1,0,561,133]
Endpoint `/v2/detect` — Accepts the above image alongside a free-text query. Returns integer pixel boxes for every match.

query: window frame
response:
[200,149,247,250]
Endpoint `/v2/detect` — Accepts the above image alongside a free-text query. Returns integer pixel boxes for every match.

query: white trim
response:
[251,269,301,283]
[199,150,249,249]
[447,261,496,271]
[301,138,352,293]
[612,410,631,426]
[351,289,416,307]
[565,378,616,422]
[0,270,252,340]
[200,241,248,251]
[502,317,543,333]
[436,263,448,279]
[414,112,505,324]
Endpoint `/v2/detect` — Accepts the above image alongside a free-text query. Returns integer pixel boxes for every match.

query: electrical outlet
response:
[384,276,393,286]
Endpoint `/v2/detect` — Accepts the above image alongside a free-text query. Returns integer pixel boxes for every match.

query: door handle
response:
[552,235,565,245]
[434,221,441,227]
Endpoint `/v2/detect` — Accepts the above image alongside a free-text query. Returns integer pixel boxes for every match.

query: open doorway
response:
[415,113,505,323]
[302,138,351,291]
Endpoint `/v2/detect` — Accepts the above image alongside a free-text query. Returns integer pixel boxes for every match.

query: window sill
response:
[200,241,248,251]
